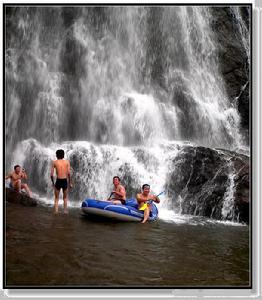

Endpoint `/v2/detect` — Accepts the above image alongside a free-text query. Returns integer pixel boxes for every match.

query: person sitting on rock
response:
[5,165,32,197]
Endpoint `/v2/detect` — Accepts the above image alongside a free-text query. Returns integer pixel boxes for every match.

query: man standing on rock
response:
[50,149,72,215]
[5,165,32,197]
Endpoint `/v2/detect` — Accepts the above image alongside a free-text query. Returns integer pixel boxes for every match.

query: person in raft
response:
[136,184,160,223]
[5,165,32,197]
[50,149,72,214]
[107,176,126,205]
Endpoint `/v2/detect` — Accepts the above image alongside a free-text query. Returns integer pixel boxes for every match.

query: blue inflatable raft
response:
[81,198,158,222]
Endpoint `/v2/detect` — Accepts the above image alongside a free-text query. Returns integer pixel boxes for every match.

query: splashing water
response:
[221,162,237,221]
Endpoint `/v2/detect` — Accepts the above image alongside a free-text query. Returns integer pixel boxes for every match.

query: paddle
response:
[107,192,113,200]
[156,190,165,197]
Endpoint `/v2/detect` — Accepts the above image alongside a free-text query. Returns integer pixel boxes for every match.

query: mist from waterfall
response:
[5,6,250,222]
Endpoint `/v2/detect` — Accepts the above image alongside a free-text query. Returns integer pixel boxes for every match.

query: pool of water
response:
[5,203,250,287]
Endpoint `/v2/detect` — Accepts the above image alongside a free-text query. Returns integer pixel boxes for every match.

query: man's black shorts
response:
[55,178,68,191]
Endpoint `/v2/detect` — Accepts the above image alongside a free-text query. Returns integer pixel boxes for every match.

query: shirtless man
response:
[107,176,126,205]
[5,165,32,197]
[136,184,160,223]
[50,149,71,214]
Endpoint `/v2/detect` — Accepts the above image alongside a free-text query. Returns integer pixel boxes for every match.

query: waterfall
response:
[221,161,237,221]
[230,7,250,65]
[12,138,180,206]
[5,6,250,222]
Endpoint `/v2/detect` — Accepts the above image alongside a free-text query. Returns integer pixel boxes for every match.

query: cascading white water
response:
[12,138,180,205]
[6,6,244,148]
[230,7,250,65]
[5,6,250,222]
[221,161,237,221]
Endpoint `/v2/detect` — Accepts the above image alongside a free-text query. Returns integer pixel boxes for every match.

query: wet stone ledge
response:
[5,188,37,207]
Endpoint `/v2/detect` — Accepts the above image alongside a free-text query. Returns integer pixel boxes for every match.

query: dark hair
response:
[113,176,121,181]
[142,184,150,190]
[14,165,20,170]
[56,149,64,159]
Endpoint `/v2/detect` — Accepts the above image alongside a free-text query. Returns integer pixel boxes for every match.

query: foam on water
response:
[158,207,246,226]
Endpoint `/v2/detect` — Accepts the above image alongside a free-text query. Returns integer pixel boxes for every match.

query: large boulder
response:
[166,146,249,223]
[5,188,37,207]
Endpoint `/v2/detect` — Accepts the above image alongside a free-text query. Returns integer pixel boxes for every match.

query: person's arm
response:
[150,194,160,203]
[136,194,143,204]
[122,187,126,199]
[113,186,126,198]
[50,161,55,186]
[21,169,28,180]
[67,161,71,187]
[5,173,11,180]
[154,195,160,203]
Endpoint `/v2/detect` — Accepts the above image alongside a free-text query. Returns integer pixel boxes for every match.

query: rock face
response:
[166,146,249,223]
[210,6,250,142]
[5,188,37,207]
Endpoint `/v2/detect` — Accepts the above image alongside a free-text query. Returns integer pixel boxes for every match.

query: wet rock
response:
[233,162,250,223]
[5,188,37,207]
[166,146,249,223]
[210,7,250,138]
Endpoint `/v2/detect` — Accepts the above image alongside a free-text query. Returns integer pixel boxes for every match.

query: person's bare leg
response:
[141,207,150,223]
[21,183,32,197]
[13,180,21,193]
[111,200,122,205]
[63,189,68,214]
[54,188,60,214]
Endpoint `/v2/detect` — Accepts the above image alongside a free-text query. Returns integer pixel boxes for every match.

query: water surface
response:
[6,203,250,287]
